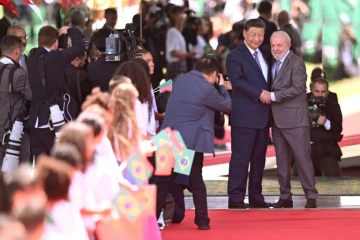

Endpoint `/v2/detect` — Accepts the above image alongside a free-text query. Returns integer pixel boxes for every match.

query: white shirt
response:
[135,98,148,136]
[19,54,27,71]
[148,88,158,135]
[189,35,207,59]
[166,27,187,63]
[83,154,120,208]
[244,41,268,82]
[44,200,89,240]
[0,57,15,65]
[68,171,86,211]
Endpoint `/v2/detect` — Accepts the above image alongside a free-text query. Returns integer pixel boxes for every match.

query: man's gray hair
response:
[270,31,291,43]
[7,24,26,36]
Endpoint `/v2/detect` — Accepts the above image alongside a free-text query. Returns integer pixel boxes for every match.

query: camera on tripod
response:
[105,23,138,62]
[308,96,326,128]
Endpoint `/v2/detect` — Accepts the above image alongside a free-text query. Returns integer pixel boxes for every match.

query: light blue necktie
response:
[253,51,262,70]
[274,60,282,78]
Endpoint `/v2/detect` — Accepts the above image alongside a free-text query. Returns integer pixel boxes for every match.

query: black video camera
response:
[308,96,326,127]
[105,23,138,62]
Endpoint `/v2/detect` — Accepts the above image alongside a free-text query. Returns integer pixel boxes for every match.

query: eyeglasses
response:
[18,36,29,40]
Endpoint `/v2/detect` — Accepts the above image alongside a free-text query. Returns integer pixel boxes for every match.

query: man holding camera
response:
[87,28,122,92]
[28,26,85,159]
[308,79,343,177]
[0,36,32,170]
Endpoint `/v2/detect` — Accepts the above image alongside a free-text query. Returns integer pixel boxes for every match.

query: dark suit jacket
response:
[259,16,278,47]
[0,17,11,56]
[87,54,121,92]
[65,65,91,113]
[226,43,271,129]
[28,28,85,127]
[161,70,232,154]
[310,100,343,159]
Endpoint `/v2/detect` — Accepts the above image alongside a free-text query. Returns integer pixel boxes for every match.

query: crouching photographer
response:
[0,36,32,173]
[28,26,85,159]
[307,79,343,177]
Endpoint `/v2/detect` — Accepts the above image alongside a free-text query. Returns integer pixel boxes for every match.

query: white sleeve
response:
[68,173,86,211]
[166,28,182,55]
[135,99,147,136]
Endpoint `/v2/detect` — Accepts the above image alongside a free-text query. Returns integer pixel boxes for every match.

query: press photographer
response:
[87,28,125,92]
[307,79,343,177]
[28,26,85,159]
[0,36,32,173]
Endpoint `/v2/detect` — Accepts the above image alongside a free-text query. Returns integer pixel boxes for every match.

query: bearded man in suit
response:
[261,31,318,208]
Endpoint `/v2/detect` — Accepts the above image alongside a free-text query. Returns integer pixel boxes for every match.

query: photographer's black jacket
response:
[65,64,91,114]
[28,28,85,127]
[310,99,343,159]
[88,54,121,92]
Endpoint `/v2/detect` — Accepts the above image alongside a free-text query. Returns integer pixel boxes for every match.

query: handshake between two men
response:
[259,90,272,104]
[223,82,272,105]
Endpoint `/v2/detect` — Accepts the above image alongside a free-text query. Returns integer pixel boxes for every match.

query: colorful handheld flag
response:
[121,153,153,185]
[113,187,143,222]
[174,148,195,176]
[154,80,173,93]
[172,131,186,156]
[133,184,156,216]
[0,0,19,18]
[154,143,174,176]
[152,127,173,147]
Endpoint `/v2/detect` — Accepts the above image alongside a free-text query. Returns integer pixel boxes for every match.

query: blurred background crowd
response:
[1,0,360,83]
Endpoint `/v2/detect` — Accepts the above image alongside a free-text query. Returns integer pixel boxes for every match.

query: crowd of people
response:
[0,0,346,239]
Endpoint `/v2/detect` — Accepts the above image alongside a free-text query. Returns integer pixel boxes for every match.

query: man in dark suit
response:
[65,51,91,115]
[226,19,272,209]
[309,67,338,103]
[28,26,85,158]
[308,79,343,177]
[102,8,118,30]
[87,28,122,92]
[258,0,278,47]
[154,57,232,230]
[261,31,318,208]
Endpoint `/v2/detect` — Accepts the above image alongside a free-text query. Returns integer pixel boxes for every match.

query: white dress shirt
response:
[19,54,27,71]
[244,41,268,82]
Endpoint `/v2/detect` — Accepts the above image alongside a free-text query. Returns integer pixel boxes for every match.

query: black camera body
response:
[308,96,326,127]
[58,34,71,50]
[105,23,138,62]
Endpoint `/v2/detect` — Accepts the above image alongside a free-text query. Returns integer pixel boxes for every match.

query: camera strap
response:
[0,64,19,130]
[7,66,18,130]
[38,54,51,107]
[76,70,82,104]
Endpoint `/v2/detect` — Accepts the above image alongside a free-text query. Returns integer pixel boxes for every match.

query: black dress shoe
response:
[249,201,271,208]
[198,225,211,230]
[305,199,317,208]
[271,199,293,208]
[228,201,249,209]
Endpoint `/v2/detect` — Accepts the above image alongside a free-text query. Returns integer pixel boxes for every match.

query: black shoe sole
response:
[272,205,293,208]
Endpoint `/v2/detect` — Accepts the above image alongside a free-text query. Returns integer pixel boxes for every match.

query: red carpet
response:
[162,209,360,240]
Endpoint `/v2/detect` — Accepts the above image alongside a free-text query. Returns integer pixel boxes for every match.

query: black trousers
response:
[149,152,210,227]
[30,127,55,161]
